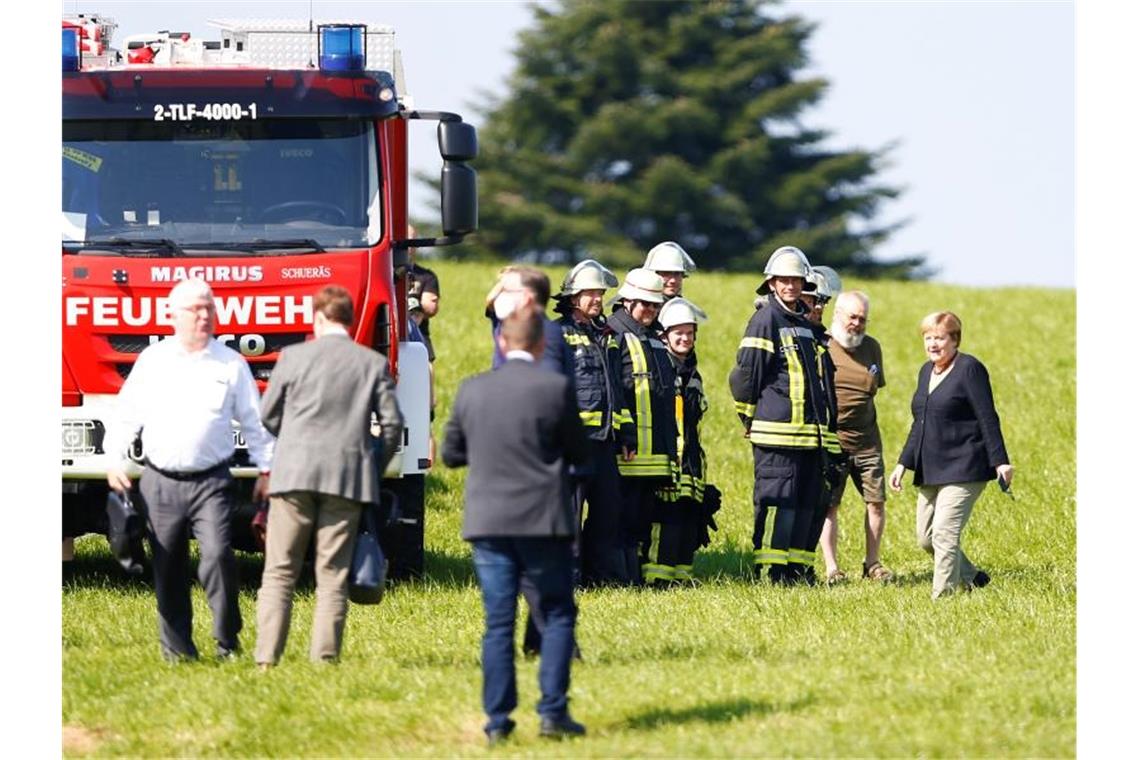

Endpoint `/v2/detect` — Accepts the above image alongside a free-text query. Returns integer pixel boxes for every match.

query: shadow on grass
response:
[62,547,271,593]
[422,548,476,586]
[623,695,813,730]
[693,543,757,580]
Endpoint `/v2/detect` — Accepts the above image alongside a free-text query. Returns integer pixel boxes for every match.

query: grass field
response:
[62,261,1076,757]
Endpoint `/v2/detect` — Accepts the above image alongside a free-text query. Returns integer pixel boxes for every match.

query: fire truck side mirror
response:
[440,161,477,237]
[438,121,477,162]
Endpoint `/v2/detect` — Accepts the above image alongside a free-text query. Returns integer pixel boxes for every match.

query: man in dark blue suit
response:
[442,306,590,745]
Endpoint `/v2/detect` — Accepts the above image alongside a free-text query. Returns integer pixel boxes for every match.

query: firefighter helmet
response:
[612,267,665,304]
[658,297,708,330]
[756,245,815,295]
[644,241,696,274]
[811,265,842,299]
[560,259,619,296]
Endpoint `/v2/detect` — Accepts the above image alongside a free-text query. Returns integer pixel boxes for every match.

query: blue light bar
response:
[63,27,80,72]
[318,24,365,71]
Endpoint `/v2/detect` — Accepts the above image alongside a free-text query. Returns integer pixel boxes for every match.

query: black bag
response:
[697,484,722,548]
[106,490,145,576]
[348,507,388,605]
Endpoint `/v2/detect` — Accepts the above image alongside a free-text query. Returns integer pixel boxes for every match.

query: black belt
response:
[144,459,229,481]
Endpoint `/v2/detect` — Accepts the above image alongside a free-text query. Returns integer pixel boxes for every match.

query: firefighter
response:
[729,247,841,585]
[800,266,839,326]
[644,297,722,585]
[553,260,637,585]
[607,268,678,584]
[643,241,696,300]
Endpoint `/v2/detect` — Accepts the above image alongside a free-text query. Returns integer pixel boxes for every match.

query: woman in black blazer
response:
[889,311,1013,598]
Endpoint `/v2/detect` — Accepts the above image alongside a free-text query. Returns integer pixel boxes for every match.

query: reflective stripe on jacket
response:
[608,307,677,478]
[559,314,631,443]
[728,295,840,452]
[658,350,707,502]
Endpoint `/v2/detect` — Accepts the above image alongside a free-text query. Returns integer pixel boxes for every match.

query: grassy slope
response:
[62,262,1075,757]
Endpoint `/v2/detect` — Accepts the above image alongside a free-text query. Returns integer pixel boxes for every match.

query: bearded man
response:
[819,290,894,584]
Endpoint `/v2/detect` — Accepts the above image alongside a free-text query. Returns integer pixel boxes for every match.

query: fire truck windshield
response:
[62,118,380,252]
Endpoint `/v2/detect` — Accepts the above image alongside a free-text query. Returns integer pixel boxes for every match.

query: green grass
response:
[63,262,1075,757]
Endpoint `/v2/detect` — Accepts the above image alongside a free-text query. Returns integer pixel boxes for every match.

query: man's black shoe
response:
[486,719,515,746]
[539,715,586,739]
[971,569,991,589]
[216,643,242,660]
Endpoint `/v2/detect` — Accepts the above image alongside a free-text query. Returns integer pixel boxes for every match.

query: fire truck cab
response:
[62,14,477,578]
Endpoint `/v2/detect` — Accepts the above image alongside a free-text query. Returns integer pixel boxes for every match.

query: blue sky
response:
[65,0,1074,287]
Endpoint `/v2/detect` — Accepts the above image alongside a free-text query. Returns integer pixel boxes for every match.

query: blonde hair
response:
[920,311,962,345]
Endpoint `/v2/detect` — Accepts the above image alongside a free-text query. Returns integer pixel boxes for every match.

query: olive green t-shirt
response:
[828,334,885,452]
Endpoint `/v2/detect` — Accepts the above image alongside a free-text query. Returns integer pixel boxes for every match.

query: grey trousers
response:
[138,465,240,659]
[915,481,987,599]
[255,492,363,664]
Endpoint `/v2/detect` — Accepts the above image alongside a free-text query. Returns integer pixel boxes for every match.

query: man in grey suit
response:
[254,285,404,667]
[442,306,590,745]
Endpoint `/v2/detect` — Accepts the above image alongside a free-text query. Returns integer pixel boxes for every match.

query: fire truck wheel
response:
[380,474,425,582]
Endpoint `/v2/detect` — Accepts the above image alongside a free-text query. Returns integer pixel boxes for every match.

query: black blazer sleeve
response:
[962,358,1010,468]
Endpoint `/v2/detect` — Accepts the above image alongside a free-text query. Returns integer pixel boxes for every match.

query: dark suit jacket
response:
[261,333,404,503]
[899,352,1009,487]
[442,358,589,539]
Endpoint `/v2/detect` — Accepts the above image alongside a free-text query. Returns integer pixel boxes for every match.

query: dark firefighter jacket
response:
[557,311,633,446]
[657,350,707,502]
[607,306,678,479]
[728,294,841,453]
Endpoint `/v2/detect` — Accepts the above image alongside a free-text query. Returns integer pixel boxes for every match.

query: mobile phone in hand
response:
[998,474,1014,499]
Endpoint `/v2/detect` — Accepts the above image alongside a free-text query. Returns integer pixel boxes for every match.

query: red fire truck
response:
[61,14,477,578]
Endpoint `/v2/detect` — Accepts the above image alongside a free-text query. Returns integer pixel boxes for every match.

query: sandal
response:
[825,569,848,586]
[862,561,894,582]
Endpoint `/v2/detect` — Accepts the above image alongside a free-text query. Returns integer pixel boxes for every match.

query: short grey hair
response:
[168,278,214,308]
[835,290,870,316]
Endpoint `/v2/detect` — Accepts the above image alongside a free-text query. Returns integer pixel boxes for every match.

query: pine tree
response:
[422,0,922,277]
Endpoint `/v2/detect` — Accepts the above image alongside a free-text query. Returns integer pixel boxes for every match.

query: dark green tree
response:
[422,0,924,277]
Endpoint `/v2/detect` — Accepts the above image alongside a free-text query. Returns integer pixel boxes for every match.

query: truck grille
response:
[108,332,308,355]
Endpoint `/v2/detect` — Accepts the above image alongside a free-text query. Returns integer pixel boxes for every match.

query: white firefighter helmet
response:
[658,297,708,331]
[560,259,619,297]
[803,270,833,302]
[756,245,815,295]
[610,267,665,305]
[811,265,842,299]
[644,241,696,274]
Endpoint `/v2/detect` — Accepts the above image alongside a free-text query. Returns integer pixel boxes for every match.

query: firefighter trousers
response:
[751,446,825,584]
[576,439,632,586]
[641,497,705,584]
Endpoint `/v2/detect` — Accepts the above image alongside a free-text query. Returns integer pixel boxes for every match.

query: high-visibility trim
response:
[780,331,805,426]
[617,332,672,478]
[564,333,591,346]
[675,565,693,581]
[754,548,789,566]
[788,548,815,566]
[613,408,634,427]
[675,391,685,470]
[643,563,675,582]
[748,433,821,448]
[739,336,775,353]
[617,455,673,477]
[821,430,841,453]
[751,420,825,437]
[579,410,603,427]
[735,400,757,418]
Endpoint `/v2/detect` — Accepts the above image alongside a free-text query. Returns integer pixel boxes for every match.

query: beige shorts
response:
[829,449,886,507]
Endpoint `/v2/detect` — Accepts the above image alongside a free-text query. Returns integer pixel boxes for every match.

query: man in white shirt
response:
[107,278,275,661]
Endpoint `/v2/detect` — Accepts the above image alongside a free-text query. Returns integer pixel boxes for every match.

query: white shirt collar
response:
[504,349,535,362]
[321,323,350,338]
